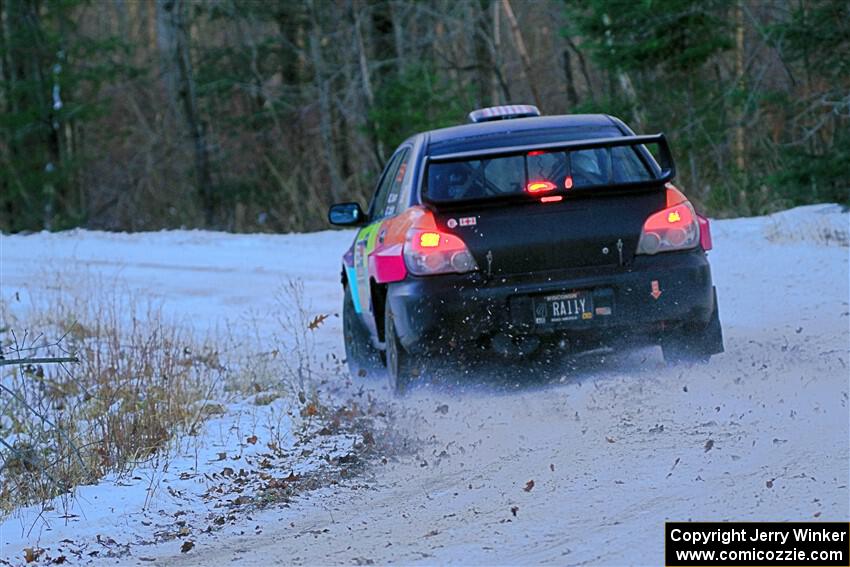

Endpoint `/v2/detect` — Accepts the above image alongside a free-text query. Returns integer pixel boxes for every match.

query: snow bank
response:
[762,204,849,246]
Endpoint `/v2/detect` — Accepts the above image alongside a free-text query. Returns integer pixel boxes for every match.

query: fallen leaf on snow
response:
[181,541,195,553]
[704,439,715,452]
[308,314,329,330]
[246,435,258,445]
[511,506,519,517]
[435,404,449,415]
[24,548,43,563]
[766,479,774,488]
[524,480,535,492]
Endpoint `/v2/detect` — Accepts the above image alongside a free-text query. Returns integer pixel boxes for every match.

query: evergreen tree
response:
[0,0,126,231]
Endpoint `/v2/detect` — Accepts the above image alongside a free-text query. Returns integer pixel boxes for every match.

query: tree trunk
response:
[308,0,345,203]
[0,0,10,115]
[562,48,579,109]
[469,1,489,108]
[353,0,385,163]
[156,0,215,226]
[501,0,542,109]
[490,0,501,105]
[390,0,405,74]
[617,70,645,130]
[564,36,594,103]
[734,0,746,172]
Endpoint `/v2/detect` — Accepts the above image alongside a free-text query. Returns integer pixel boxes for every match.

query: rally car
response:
[329,105,723,393]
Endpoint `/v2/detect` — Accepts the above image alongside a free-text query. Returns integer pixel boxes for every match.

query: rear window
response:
[426,145,654,203]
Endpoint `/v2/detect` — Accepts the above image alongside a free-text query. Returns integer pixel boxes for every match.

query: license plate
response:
[533,291,594,326]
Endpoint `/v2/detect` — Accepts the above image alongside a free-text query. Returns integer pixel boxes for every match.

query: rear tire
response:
[662,287,724,365]
[385,299,422,395]
[343,285,382,378]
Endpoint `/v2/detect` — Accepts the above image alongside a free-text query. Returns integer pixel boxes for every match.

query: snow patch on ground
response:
[0,395,361,564]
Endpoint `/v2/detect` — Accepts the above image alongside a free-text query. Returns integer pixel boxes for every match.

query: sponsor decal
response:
[447,218,458,229]
[459,216,477,227]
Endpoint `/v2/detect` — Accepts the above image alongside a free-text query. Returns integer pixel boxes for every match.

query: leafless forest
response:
[0,0,847,233]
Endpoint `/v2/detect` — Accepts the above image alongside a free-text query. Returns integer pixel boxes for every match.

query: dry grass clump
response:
[224,279,341,401]
[0,284,224,514]
[0,273,350,520]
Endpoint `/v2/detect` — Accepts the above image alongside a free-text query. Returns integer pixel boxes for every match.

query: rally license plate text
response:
[533,291,594,326]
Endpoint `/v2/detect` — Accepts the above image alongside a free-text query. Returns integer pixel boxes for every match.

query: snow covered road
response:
[1,204,848,565]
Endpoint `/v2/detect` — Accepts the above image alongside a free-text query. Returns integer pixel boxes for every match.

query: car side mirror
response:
[328,202,366,226]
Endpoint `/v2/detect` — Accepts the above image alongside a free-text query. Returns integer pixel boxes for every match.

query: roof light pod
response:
[468,104,541,123]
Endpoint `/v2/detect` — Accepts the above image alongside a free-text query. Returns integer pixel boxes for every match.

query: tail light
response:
[636,186,701,255]
[404,229,478,275]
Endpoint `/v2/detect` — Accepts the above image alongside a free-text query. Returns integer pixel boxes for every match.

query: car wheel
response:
[662,289,724,365]
[343,285,382,378]
[384,299,421,395]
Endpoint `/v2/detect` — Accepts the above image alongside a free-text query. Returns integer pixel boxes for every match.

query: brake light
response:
[404,229,478,275]
[636,200,700,255]
[526,180,556,194]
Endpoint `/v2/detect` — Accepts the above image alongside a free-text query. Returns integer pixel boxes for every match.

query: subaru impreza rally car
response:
[329,105,723,393]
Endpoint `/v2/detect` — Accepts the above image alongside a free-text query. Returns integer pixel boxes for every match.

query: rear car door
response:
[352,148,411,332]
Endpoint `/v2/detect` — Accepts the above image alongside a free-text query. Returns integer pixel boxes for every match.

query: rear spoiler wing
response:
[427,133,676,185]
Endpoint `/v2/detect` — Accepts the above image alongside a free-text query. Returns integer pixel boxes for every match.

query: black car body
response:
[329,105,723,392]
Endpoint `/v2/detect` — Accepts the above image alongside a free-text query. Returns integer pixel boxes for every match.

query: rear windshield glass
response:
[426,145,654,202]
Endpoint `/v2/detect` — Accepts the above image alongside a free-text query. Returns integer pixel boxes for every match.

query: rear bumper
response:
[386,249,716,353]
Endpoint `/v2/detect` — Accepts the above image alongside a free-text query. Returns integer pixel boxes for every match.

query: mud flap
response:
[662,287,723,363]
[702,287,724,355]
